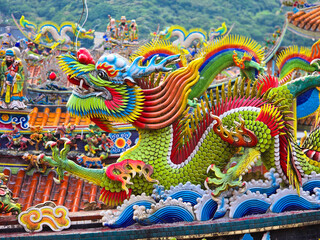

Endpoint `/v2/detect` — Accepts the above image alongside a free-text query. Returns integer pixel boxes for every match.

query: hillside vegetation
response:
[0,0,316,47]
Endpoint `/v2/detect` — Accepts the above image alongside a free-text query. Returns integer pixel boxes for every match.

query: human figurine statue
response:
[118,16,128,39]
[0,48,26,109]
[0,26,16,48]
[107,15,118,38]
[129,19,138,41]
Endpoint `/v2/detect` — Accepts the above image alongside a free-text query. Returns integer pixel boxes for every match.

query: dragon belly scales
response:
[41,36,320,207]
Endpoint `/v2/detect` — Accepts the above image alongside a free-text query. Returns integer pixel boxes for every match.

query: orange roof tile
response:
[29,107,92,129]
[287,6,320,38]
[0,168,103,217]
[298,115,315,126]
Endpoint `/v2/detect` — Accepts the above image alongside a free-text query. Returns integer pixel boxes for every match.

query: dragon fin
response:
[287,143,302,195]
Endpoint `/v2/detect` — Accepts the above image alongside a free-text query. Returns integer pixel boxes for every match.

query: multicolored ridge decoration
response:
[155,25,207,49]
[40,36,320,208]
[130,39,188,68]
[189,35,265,99]
[276,40,320,83]
[18,15,94,49]
[274,40,320,120]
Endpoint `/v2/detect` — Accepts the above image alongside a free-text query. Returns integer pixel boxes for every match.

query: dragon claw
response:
[207,164,214,174]
[204,178,209,190]
[45,141,57,149]
[205,163,244,196]
[239,182,247,193]
[53,177,61,184]
[38,153,45,160]
[60,137,71,143]
[106,160,158,193]
[210,192,220,202]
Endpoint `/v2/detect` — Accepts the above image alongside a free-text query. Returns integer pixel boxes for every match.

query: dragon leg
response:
[40,140,105,186]
[205,148,261,197]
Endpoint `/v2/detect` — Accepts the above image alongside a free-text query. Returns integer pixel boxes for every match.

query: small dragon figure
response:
[19,15,94,49]
[261,39,320,119]
[0,173,21,214]
[40,36,320,208]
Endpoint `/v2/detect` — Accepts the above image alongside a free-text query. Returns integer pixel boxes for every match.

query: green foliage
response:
[1,0,316,47]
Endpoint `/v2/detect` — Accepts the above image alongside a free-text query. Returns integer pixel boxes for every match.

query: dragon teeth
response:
[80,79,84,89]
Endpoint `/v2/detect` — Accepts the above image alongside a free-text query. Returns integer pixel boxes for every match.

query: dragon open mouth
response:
[68,75,112,100]
[66,74,123,132]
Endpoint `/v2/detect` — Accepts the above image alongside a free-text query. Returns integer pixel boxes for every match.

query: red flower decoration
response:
[77,48,95,65]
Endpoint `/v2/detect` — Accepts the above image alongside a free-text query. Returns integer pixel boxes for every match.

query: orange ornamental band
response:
[97,63,119,77]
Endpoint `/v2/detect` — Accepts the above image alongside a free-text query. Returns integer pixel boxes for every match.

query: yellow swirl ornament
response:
[18,205,71,232]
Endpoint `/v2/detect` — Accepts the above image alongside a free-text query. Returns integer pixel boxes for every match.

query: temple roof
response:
[0,168,104,218]
[287,5,320,39]
[298,115,314,127]
[27,65,71,87]
[29,106,91,129]
[27,66,41,85]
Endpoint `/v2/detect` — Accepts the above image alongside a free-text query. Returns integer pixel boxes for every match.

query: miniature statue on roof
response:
[107,15,118,39]
[105,15,138,44]
[1,122,34,151]
[42,130,57,147]
[21,41,44,62]
[0,48,26,109]
[30,126,43,151]
[209,22,227,41]
[129,20,138,42]
[84,127,102,156]
[281,0,314,7]
[77,154,105,168]
[264,26,282,53]
[55,123,81,150]
[0,26,16,49]
[0,172,21,214]
[118,16,129,39]
[23,152,52,173]
[16,15,94,50]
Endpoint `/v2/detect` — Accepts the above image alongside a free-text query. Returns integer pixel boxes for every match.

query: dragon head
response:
[232,51,265,80]
[74,24,95,40]
[59,48,201,132]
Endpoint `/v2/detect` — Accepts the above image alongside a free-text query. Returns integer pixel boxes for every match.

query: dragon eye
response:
[97,70,109,80]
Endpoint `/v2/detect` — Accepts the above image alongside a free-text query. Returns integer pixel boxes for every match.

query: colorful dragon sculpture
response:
[40,35,320,208]
[0,173,21,214]
[155,23,231,49]
[19,16,94,49]
[157,25,207,49]
[275,39,320,119]
[277,39,320,83]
